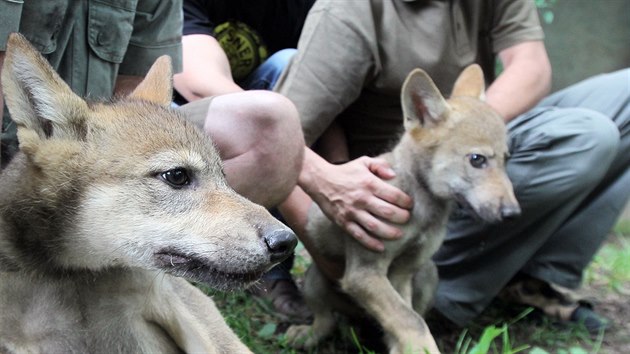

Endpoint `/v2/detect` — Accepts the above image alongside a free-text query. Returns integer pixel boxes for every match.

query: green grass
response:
[584,231,630,293]
[613,218,630,235]
[202,222,630,354]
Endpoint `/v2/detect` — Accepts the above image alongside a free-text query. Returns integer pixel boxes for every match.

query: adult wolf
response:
[0,33,296,353]
[286,65,520,354]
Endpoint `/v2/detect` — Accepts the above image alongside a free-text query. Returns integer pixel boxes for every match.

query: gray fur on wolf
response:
[0,33,296,353]
[286,65,521,354]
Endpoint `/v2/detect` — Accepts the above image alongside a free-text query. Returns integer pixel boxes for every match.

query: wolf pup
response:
[286,65,521,354]
[0,33,297,353]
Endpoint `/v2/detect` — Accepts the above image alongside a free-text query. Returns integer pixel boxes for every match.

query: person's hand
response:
[300,151,413,252]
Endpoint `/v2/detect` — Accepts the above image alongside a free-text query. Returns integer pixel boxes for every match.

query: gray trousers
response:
[434,69,630,326]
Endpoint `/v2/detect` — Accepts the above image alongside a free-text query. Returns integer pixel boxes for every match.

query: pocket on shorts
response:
[87,0,136,63]
[17,0,67,54]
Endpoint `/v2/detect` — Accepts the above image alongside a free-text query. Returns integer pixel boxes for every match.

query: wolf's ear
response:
[1,33,89,143]
[127,56,173,107]
[450,64,485,100]
[401,68,450,131]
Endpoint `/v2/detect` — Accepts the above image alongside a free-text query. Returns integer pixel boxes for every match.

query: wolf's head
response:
[398,65,521,223]
[1,33,296,290]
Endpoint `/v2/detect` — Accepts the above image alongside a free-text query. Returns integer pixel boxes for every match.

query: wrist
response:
[298,148,328,195]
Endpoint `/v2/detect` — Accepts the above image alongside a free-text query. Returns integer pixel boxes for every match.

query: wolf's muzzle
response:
[263,228,298,263]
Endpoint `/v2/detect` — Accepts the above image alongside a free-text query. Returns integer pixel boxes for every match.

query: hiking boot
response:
[500,274,610,334]
[248,277,313,324]
[569,305,610,334]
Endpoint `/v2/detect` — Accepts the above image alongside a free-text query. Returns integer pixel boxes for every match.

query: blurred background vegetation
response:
[536,0,630,92]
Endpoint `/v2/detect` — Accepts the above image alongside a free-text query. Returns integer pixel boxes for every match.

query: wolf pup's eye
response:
[160,168,190,188]
[468,154,487,168]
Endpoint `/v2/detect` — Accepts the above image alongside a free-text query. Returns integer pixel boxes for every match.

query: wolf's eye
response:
[468,154,487,168]
[160,168,190,188]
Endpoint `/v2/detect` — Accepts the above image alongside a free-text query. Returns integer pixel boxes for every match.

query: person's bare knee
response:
[201,91,304,207]
[240,92,304,206]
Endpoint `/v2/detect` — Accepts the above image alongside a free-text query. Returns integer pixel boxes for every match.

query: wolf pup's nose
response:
[263,228,298,262]
[501,204,522,220]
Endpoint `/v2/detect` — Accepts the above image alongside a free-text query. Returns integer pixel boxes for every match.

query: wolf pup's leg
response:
[286,265,336,349]
[412,261,438,316]
[341,252,441,354]
[149,277,253,354]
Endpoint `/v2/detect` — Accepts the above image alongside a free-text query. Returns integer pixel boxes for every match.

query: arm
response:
[298,147,412,251]
[275,4,412,251]
[484,45,551,122]
[280,119,411,257]
[173,34,243,101]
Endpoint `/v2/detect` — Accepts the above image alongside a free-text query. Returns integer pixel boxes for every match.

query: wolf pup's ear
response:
[450,64,486,100]
[1,33,89,144]
[128,56,173,107]
[401,68,450,131]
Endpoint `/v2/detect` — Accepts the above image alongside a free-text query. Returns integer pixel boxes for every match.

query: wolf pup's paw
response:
[285,324,322,349]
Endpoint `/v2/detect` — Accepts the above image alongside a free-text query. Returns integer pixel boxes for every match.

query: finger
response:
[353,210,403,241]
[360,157,414,209]
[369,177,414,210]
[365,197,411,224]
[344,222,385,252]
[364,157,396,179]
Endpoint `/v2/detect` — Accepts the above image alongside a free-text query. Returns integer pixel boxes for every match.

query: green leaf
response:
[468,325,505,354]
[257,322,277,339]
[529,347,551,354]
[568,347,589,354]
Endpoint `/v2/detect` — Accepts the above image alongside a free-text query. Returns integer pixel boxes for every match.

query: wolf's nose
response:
[501,204,521,220]
[263,228,298,262]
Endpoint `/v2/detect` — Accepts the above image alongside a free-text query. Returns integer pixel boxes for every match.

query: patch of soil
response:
[580,280,630,353]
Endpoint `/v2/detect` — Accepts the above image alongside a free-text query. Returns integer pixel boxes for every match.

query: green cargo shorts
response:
[0,0,182,168]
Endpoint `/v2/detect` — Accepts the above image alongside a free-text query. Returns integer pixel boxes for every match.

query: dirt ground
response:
[579,265,630,353]
[582,233,630,354]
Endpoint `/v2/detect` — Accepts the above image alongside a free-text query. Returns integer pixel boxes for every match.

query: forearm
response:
[297,147,350,204]
[173,34,242,102]
[485,41,552,122]
[178,75,242,101]
[298,148,330,196]
[295,146,413,251]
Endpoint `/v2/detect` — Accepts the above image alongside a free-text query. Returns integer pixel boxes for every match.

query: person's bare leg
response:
[279,122,351,280]
[182,90,304,208]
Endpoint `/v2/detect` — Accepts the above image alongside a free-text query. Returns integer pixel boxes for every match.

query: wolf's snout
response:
[500,203,521,220]
[263,228,298,262]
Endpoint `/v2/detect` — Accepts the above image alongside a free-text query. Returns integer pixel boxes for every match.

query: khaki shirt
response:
[275,0,544,158]
[1,0,183,166]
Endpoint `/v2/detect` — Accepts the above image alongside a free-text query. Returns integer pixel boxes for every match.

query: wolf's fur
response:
[0,33,297,353]
[286,65,521,353]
